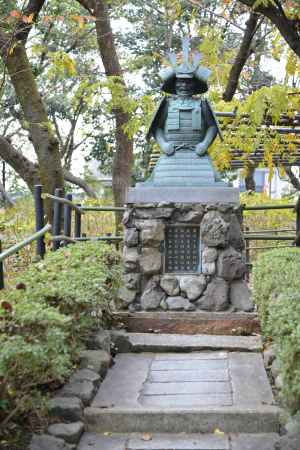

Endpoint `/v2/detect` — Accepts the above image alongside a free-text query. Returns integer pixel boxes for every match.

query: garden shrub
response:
[253,247,300,412]
[252,247,300,331]
[0,241,121,422]
[268,292,300,413]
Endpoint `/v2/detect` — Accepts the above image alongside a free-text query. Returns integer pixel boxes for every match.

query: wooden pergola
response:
[148,110,300,171]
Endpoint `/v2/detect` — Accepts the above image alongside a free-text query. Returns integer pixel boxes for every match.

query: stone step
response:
[78,432,280,450]
[111,332,263,353]
[84,352,280,434]
[113,311,260,336]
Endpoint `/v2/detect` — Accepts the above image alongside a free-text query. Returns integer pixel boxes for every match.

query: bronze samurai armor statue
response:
[143,37,224,187]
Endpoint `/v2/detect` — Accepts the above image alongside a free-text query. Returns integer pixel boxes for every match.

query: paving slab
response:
[86,352,279,433]
[111,332,263,353]
[231,433,279,449]
[150,369,229,382]
[77,433,279,450]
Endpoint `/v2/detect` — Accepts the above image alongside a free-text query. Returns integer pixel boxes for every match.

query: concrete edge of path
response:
[84,406,281,434]
[111,331,263,353]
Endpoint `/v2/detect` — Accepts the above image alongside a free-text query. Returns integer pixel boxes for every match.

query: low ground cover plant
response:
[253,247,300,412]
[0,241,121,444]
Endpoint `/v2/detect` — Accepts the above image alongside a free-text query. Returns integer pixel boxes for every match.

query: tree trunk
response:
[77,0,133,220]
[94,0,133,212]
[0,181,15,207]
[245,160,256,191]
[4,43,64,196]
[238,0,300,58]
[223,12,259,102]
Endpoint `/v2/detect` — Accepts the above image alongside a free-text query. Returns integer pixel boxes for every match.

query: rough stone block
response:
[134,207,173,219]
[58,380,95,406]
[230,280,254,312]
[70,369,101,387]
[48,397,83,422]
[217,247,246,281]
[263,345,276,368]
[118,287,136,305]
[48,422,84,444]
[228,214,245,251]
[124,228,139,247]
[166,296,195,311]
[87,329,111,352]
[80,350,111,377]
[30,434,75,450]
[202,261,216,275]
[123,273,141,291]
[179,275,207,301]
[201,211,229,247]
[122,209,133,226]
[174,205,205,223]
[197,278,229,311]
[140,221,164,246]
[160,275,180,296]
[202,247,218,263]
[275,374,283,390]
[139,248,162,275]
[141,277,166,311]
[271,359,280,379]
[123,247,139,271]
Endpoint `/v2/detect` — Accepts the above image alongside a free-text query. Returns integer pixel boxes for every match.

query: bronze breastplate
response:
[165,99,204,145]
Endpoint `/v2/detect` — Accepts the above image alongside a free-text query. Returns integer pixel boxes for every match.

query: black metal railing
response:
[0,185,126,289]
[242,201,300,277]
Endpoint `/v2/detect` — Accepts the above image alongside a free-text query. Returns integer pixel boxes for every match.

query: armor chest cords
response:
[165,100,203,144]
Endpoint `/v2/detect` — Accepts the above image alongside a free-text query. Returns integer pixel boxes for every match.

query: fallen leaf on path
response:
[214,428,225,435]
[142,433,152,441]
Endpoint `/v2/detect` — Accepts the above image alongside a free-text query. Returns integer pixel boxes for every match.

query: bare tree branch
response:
[0,136,97,198]
[16,0,47,42]
[223,12,261,101]
[237,0,300,57]
[63,169,97,198]
[76,0,95,14]
[284,165,300,191]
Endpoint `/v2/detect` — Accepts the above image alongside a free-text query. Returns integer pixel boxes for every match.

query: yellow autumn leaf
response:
[8,43,17,56]
[214,428,225,435]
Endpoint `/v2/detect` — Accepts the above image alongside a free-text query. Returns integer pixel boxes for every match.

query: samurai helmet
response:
[159,36,211,95]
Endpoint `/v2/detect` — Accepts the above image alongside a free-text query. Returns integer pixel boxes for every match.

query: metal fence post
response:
[0,240,4,289]
[34,185,46,258]
[64,193,73,245]
[296,196,300,247]
[74,204,81,238]
[52,188,63,251]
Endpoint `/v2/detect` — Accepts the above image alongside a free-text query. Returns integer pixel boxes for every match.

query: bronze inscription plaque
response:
[165,226,200,273]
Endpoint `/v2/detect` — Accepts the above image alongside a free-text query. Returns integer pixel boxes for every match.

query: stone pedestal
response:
[119,187,253,313]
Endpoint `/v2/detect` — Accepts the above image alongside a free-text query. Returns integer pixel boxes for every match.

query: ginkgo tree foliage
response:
[0,0,299,214]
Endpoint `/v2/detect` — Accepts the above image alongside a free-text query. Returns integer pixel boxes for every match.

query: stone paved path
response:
[78,333,280,450]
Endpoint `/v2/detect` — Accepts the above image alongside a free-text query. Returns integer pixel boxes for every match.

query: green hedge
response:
[253,248,300,412]
[0,242,121,420]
